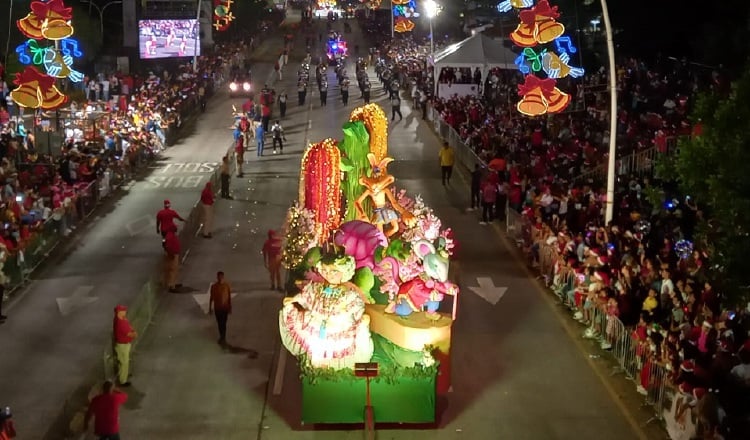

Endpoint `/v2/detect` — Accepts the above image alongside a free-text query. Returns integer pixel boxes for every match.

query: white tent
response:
[432,32,518,96]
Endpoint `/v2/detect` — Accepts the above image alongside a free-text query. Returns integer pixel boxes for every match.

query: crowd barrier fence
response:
[424,105,677,433]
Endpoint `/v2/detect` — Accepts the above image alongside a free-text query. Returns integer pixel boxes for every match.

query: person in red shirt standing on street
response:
[235,135,245,178]
[209,271,232,347]
[163,231,181,293]
[200,182,214,238]
[156,199,184,238]
[113,305,136,387]
[0,407,16,440]
[262,230,283,291]
[84,381,127,440]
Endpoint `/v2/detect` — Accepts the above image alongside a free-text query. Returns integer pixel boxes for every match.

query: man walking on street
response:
[363,81,371,104]
[271,120,286,154]
[235,136,245,177]
[163,231,181,292]
[319,81,328,106]
[263,230,283,291]
[200,182,214,238]
[113,305,136,387]
[278,91,288,118]
[209,271,232,346]
[469,163,481,211]
[220,155,231,199]
[255,123,265,157]
[156,200,184,237]
[298,81,307,106]
[84,381,127,440]
[341,78,349,105]
[439,141,455,186]
[391,93,402,121]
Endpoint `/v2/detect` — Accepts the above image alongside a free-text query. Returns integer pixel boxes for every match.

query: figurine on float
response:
[355,153,415,237]
[279,254,374,370]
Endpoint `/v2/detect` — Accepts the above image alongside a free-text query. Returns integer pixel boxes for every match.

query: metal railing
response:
[573,137,679,184]
[428,106,488,171]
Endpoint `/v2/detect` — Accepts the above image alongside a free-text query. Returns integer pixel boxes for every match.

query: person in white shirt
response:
[660,269,675,309]
[101,78,110,102]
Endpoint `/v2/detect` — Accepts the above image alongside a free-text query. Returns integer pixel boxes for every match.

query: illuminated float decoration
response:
[212,0,235,32]
[498,0,585,116]
[279,104,458,424]
[12,0,81,109]
[392,0,419,33]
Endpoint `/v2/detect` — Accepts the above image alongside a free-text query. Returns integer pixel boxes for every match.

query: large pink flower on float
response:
[334,220,388,270]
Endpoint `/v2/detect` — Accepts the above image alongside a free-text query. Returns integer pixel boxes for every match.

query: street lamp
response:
[600,0,617,224]
[424,0,441,57]
[80,0,123,39]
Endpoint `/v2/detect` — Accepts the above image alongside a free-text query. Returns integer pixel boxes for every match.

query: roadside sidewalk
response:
[116,160,293,439]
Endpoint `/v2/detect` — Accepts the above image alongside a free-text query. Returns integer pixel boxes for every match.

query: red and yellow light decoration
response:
[497,0,585,117]
[213,0,235,32]
[11,0,80,109]
[299,139,343,243]
[392,0,419,34]
[317,0,337,7]
[349,104,388,162]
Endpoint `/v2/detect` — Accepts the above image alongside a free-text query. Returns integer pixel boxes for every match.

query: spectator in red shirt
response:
[113,305,136,386]
[200,182,214,238]
[155,199,184,237]
[262,230,283,291]
[84,380,128,440]
[163,230,181,292]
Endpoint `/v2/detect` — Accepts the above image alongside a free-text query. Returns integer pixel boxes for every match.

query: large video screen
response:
[138,19,200,59]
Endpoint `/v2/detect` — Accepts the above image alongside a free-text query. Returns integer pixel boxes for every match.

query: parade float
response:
[279,104,459,424]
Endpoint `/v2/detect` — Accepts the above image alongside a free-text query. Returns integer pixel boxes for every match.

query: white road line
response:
[272,348,287,396]
[307,119,312,129]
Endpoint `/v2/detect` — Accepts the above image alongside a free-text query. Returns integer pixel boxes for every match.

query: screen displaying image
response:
[138,19,200,59]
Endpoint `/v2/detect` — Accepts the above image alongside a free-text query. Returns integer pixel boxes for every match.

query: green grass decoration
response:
[339,121,372,221]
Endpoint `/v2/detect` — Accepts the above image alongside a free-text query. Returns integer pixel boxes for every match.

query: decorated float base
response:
[300,334,437,425]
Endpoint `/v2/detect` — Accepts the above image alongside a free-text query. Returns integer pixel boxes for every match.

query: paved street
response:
[0,30,287,439]
[115,17,662,440]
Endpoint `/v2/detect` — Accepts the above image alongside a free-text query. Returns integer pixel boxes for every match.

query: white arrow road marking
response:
[56,285,98,316]
[468,277,508,305]
[125,215,155,237]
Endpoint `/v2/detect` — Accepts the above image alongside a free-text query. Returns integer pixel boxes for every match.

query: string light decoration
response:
[392,0,419,34]
[497,0,585,116]
[12,0,79,109]
[349,104,389,162]
[281,203,319,270]
[15,38,84,82]
[299,139,343,243]
[213,0,235,32]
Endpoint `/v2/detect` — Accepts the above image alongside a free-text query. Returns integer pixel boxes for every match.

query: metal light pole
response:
[390,0,394,38]
[193,0,203,72]
[424,0,441,58]
[601,0,618,224]
[80,1,123,39]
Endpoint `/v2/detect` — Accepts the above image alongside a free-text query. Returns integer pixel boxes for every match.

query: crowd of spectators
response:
[0,38,256,280]
[373,32,747,438]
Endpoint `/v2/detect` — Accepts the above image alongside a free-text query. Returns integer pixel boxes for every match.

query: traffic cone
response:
[10,81,42,109]
[42,18,75,40]
[516,87,548,117]
[545,87,570,114]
